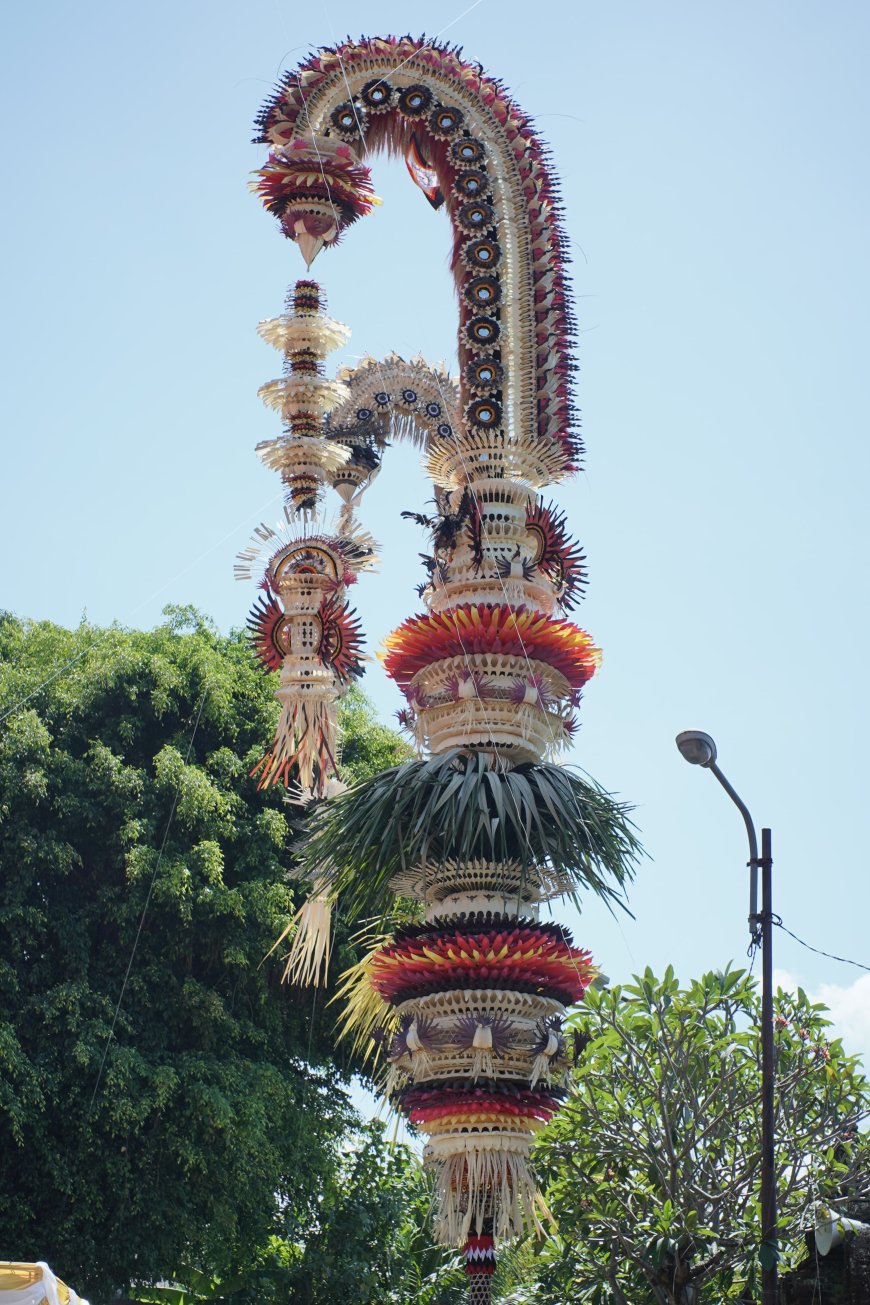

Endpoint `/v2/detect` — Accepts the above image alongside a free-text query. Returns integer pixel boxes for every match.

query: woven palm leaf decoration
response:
[243,37,641,1300]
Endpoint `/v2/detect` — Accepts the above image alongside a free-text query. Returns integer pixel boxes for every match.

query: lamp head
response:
[675,730,717,768]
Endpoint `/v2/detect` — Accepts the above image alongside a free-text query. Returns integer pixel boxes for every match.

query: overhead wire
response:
[774,921,870,976]
[366,1,489,94]
[86,681,210,1114]
[0,485,285,726]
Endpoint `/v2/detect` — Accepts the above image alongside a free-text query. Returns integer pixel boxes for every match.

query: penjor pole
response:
[241,37,641,1301]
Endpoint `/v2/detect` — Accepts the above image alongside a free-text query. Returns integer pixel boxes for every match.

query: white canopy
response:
[0,1263,89,1305]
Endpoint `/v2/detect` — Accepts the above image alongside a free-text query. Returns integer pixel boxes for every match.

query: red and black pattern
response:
[369,921,594,1005]
[526,500,588,610]
[246,589,290,671]
[252,36,582,471]
[465,1231,496,1286]
[317,595,365,681]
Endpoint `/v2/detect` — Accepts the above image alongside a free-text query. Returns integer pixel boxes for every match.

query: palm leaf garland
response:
[296,749,640,922]
[274,885,334,987]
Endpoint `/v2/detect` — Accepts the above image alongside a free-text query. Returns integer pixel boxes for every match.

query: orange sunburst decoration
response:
[370,922,595,1005]
[380,604,601,689]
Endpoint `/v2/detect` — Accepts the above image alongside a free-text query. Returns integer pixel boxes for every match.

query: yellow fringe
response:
[330,928,397,1066]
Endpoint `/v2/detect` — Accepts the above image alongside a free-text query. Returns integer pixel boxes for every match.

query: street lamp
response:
[675,731,777,1305]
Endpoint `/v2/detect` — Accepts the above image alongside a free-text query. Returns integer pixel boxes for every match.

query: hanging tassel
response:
[471,1021,495,1081]
[529,1028,560,1088]
[427,1134,544,1244]
[280,891,333,985]
[406,1017,436,1081]
[264,879,334,987]
[251,696,339,796]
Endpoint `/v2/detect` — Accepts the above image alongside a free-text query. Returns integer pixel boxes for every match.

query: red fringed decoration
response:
[407,1088,561,1130]
[370,921,595,1005]
[317,595,365,681]
[526,500,588,610]
[406,1086,562,1129]
[381,604,600,689]
[251,139,378,266]
[246,590,290,671]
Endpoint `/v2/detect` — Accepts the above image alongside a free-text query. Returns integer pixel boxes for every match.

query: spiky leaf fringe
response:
[297,750,641,922]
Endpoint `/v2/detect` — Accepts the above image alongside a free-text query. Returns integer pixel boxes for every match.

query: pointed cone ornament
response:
[296,230,325,269]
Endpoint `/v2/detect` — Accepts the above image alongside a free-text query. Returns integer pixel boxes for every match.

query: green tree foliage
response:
[132,1118,538,1305]
[337,685,415,787]
[0,609,410,1299]
[133,1121,468,1305]
[532,967,870,1304]
[278,1119,467,1304]
[280,1116,541,1303]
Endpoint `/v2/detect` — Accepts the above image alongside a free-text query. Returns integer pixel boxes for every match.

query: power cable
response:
[86,682,210,1114]
[774,920,870,976]
[0,486,284,726]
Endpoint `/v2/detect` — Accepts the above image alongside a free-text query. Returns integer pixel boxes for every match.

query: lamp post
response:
[675,731,777,1305]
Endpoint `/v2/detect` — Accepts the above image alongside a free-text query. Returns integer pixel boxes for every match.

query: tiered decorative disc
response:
[244,37,638,1302]
[235,280,376,797]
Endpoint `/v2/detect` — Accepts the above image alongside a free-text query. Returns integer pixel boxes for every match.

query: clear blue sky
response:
[3,1,869,1060]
